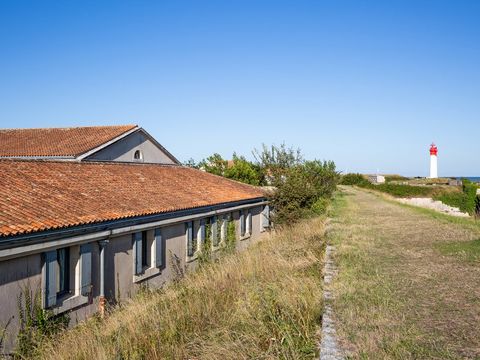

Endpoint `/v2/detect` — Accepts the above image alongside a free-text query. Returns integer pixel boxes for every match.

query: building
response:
[0,127,270,353]
[0,125,179,164]
[368,174,385,184]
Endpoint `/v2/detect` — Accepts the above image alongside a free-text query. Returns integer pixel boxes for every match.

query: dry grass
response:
[35,218,326,360]
[331,186,480,359]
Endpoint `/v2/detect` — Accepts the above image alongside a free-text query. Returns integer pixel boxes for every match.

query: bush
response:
[340,173,372,187]
[270,161,339,224]
[462,179,478,215]
[374,183,434,198]
[435,179,479,215]
[384,175,409,183]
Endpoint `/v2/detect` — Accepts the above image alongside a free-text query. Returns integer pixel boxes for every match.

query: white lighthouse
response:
[429,143,438,178]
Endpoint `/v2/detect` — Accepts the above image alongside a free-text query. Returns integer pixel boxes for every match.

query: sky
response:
[0,1,479,176]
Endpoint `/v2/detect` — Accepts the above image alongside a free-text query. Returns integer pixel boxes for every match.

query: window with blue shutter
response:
[261,205,270,230]
[186,222,194,257]
[44,250,57,308]
[154,228,163,268]
[246,211,252,235]
[240,211,245,237]
[200,219,206,249]
[211,216,219,246]
[80,243,92,296]
[133,232,143,275]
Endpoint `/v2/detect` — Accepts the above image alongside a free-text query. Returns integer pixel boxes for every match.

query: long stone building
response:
[0,125,270,353]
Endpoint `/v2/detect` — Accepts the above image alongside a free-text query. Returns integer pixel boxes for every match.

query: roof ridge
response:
[0,124,137,131]
[0,158,183,167]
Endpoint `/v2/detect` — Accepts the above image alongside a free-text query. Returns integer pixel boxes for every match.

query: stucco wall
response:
[85,131,176,164]
[0,205,266,354]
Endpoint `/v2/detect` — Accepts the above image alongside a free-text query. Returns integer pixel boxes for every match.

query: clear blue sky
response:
[1,1,479,176]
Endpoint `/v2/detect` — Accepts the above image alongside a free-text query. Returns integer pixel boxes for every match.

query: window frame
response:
[56,247,70,298]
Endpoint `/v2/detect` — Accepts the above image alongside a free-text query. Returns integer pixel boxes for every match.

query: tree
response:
[198,153,227,176]
[183,158,199,169]
[224,154,261,185]
[252,143,303,185]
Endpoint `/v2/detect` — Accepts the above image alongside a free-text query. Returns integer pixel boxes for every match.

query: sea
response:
[454,177,480,183]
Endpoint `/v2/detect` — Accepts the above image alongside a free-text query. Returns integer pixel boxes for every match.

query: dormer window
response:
[133,150,143,162]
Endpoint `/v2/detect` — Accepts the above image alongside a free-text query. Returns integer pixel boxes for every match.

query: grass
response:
[331,186,480,359]
[34,217,326,360]
[437,239,480,263]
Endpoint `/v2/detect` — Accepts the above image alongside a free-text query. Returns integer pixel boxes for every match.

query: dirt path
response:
[330,186,480,359]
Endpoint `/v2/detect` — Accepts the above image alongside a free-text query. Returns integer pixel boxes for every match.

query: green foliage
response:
[224,217,237,253]
[198,222,213,265]
[183,158,199,169]
[224,154,261,185]
[432,180,478,215]
[198,153,227,176]
[374,183,434,198]
[271,161,340,224]
[434,192,466,211]
[384,175,409,183]
[340,173,372,187]
[253,143,303,183]
[462,179,478,215]
[15,286,69,358]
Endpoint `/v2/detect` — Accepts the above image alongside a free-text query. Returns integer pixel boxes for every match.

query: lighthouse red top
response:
[430,143,438,156]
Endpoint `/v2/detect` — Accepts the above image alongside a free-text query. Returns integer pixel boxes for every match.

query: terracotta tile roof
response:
[0,125,137,157]
[0,160,265,237]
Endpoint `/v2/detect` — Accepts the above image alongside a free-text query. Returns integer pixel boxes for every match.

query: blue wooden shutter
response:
[133,232,143,275]
[44,250,57,308]
[200,219,206,244]
[247,211,252,234]
[262,205,270,229]
[155,228,163,268]
[80,243,92,296]
[211,217,218,246]
[186,222,193,256]
[240,212,245,236]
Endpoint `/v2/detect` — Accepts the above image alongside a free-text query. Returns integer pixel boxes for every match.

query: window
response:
[212,216,220,247]
[133,230,159,275]
[141,231,149,268]
[261,205,270,231]
[43,243,93,309]
[56,247,70,297]
[186,221,197,257]
[133,150,143,162]
[239,211,246,237]
[133,229,164,280]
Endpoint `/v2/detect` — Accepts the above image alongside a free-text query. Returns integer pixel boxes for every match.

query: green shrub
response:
[433,192,466,212]
[462,179,478,215]
[340,173,371,186]
[271,161,339,224]
[384,175,409,183]
[15,286,69,358]
[374,183,434,198]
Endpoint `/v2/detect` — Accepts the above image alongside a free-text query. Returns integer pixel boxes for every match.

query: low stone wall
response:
[396,197,470,217]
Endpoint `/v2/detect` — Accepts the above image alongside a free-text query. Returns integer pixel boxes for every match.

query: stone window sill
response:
[133,267,162,283]
[53,294,89,315]
[240,233,251,241]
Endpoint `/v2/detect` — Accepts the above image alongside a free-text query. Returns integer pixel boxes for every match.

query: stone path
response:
[319,244,343,360]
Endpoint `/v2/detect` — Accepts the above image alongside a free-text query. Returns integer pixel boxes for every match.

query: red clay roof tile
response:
[0,160,265,237]
[0,125,137,157]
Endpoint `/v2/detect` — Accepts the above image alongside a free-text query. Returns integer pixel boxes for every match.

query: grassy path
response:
[330,186,480,359]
